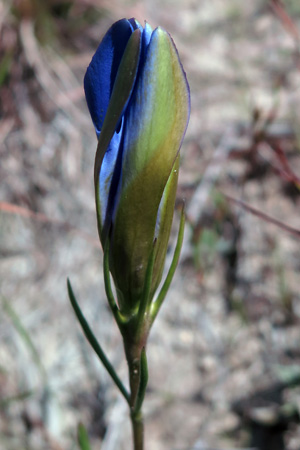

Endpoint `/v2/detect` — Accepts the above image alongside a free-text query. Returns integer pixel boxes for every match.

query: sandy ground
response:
[1,0,300,449]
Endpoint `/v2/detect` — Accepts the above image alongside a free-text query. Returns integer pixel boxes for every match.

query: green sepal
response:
[150,156,180,298]
[135,238,157,339]
[103,239,127,328]
[150,205,186,326]
[109,28,190,313]
[67,278,130,405]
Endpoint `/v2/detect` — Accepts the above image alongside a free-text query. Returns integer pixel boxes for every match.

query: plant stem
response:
[131,410,144,450]
[124,341,146,450]
[126,343,142,409]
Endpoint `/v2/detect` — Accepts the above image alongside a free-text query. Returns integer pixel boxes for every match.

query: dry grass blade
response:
[0,201,100,246]
[1,296,47,382]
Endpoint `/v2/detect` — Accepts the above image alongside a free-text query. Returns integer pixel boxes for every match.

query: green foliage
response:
[284,0,300,17]
[10,0,103,47]
[0,51,13,86]
[192,190,235,272]
[0,390,33,408]
[1,296,47,382]
[193,227,219,271]
[11,0,56,44]
[77,423,91,450]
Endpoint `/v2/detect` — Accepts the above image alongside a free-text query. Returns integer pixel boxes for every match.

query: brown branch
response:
[224,194,300,239]
[270,0,300,42]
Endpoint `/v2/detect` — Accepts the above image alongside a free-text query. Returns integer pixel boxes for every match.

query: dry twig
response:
[224,194,300,239]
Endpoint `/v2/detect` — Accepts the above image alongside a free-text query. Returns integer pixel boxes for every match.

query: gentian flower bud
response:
[84,18,190,315]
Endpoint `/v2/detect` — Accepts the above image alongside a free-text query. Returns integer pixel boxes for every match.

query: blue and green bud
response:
[84,18,190,315]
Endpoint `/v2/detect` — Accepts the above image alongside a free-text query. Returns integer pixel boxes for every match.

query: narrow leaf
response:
[67,279,130,404]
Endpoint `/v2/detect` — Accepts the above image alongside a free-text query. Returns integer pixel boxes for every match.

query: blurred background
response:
[1,0,300,449]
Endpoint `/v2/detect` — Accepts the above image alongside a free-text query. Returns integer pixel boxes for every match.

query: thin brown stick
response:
[270,0,300,42]
[224,194,300,239]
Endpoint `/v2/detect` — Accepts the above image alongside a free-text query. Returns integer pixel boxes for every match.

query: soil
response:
[1,1,300,449]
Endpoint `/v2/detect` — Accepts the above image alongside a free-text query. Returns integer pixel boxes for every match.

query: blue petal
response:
[98,124,123,223]
[92,25,142,243]
[84,19,133,137]
[100,21,153,226]
[143,22,152,48]
[129,19,152,62]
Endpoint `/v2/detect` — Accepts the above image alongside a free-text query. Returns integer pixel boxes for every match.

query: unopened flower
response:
[84,18,190,314]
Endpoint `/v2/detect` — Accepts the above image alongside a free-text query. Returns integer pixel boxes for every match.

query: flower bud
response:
[84,18,190,314]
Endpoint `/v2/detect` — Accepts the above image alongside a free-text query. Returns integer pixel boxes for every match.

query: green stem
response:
[131,410,144,450]
[125,343,142,408]
[124,342,147,450]
[133,348,148,414]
